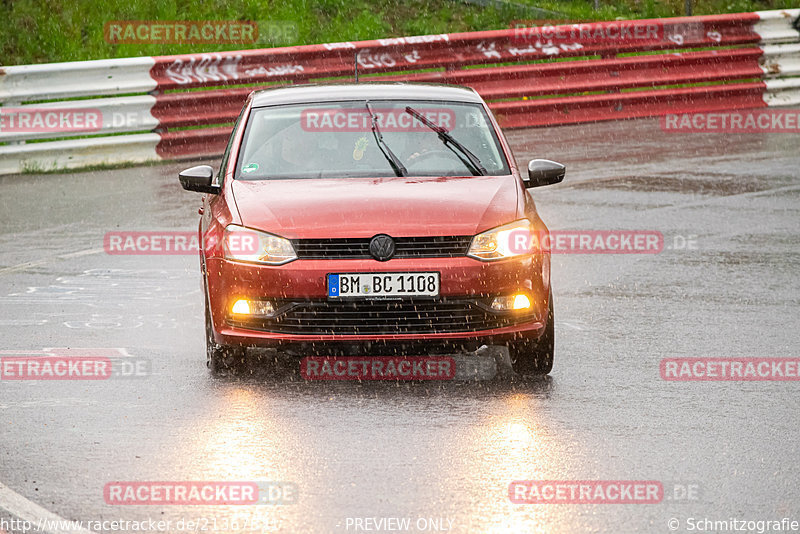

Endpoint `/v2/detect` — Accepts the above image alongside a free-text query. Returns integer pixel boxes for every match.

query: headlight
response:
[223,224,297,265]
[467,219,533,261]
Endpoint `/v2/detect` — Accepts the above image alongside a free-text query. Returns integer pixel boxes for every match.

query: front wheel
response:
[205,302,245,375]
[507,291,554,376]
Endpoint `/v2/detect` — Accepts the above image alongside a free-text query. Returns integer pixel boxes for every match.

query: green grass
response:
[1,0,797,65]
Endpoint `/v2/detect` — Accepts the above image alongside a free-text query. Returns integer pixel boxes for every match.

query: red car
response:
[179,83,564,375]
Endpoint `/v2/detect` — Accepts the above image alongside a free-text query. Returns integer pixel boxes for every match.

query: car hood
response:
[231,175,520,239]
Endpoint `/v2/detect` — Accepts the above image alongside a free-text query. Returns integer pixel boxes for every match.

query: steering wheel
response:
[405,148,454,169]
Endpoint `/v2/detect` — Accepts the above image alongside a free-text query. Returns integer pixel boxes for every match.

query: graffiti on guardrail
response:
[357,48,421,69]
[164,54,242,85]
[243,65,305,78]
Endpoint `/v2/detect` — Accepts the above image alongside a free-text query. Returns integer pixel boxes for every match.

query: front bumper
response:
[205,255,549,347]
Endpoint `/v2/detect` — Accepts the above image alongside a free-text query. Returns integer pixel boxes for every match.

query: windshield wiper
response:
[365,101,406,177]
[404,106,488,176]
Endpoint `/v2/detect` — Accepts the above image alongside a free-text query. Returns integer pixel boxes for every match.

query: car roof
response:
[250,83,484,107]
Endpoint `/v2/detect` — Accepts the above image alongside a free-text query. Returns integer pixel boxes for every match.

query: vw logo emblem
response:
[369,234,395,261]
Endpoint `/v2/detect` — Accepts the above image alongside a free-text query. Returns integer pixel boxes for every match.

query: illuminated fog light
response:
[231,299,251,315]
[513,294,531,310]
[231,299,275,317]
[491,294,531,311]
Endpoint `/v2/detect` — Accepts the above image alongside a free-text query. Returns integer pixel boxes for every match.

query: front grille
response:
[292,236,472,260]
[228,299,533,335]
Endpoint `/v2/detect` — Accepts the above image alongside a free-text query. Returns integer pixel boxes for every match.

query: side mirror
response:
[179,165,220,194]
[525,159,565,188]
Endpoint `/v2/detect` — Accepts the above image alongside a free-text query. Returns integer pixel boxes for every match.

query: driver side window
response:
[218,104,248,185]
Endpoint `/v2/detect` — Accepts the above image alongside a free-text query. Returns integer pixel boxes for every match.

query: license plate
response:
[327,272,440,299]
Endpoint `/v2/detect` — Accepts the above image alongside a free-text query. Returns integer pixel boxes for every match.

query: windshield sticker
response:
[353,137,369,160]
[242,162,259,174]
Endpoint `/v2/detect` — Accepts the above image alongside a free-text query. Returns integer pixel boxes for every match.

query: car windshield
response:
[235,100,510,179]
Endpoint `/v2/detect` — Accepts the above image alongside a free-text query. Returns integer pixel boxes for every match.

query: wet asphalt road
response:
[0,117,799,533]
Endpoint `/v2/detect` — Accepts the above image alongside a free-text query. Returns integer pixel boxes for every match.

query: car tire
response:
[205,301,245,375]
[508,290,554,376]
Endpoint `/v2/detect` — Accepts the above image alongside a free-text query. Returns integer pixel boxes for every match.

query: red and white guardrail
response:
[0,9,798,174]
